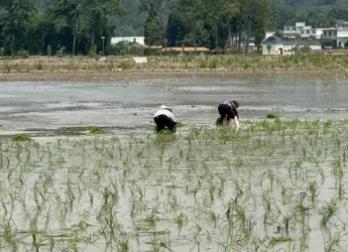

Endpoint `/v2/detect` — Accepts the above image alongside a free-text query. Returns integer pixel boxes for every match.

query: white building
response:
[283,22,322,39]
[337,20,348,48]
[262,36,295,55]
[262,35,321,55]
[322,20,348,48]
[111,37,145,46]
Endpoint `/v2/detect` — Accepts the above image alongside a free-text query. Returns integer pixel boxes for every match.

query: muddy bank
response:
[1,55,348,81]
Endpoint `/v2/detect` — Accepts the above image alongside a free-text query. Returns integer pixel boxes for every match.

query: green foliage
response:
[17,50,30,59]
[0,0,344,56]
[113,41,144,55]
[47,45,53,56]
[165,0,270,51]
[0,0,36,55]
[12,134,32,142]
[144,7,165,46]
[266,113,281,119]
[118,59,136,70]
[87,126,104,134]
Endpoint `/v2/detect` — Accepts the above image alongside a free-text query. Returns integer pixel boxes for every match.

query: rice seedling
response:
[11,134,31,142]
[320,200,337,228]
[86,126,104,134]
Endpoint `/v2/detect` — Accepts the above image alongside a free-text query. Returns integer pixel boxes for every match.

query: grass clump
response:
[154,129,176,144]
[266,112,281,119]
[11,134,31,141]
[87,126,104,134]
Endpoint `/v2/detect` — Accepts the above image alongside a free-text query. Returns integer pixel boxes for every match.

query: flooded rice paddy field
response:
[1,75,348,133]
[1,75,348,251]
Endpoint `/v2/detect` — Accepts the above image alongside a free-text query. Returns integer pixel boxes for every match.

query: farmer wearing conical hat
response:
[217,99,240,129]
[153,105,177,133]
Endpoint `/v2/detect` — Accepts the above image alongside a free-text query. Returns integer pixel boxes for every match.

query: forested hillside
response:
[0,0,347,56]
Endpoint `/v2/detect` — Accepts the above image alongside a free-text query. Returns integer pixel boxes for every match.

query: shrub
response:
[207,57,218,69]
[47,45,53,56]
[17,50,29,59]
[118,59,135,70]
[113,41,144,56]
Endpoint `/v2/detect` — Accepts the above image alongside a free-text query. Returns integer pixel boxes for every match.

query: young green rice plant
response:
[0,221,19,251]
[332,159,344,200]
[307,181,318,205]
[175,213,187,234]
[11,134,31,142]
[320,200,337,228]
[323,231,341,252]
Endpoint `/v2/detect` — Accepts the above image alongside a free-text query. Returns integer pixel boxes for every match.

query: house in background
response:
[111,36,145,46]
[282,22,323,40]
[262,36,295,55]
[322,20,348,49]
[337,20,348,48]
[262,35,322,55]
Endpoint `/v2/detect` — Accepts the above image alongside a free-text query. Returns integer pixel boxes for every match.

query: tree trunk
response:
[91,30,95,52]
[215,25,219,52]
[72,34,76,55]
[227,26,233,53]
[72,16,79,55]
[245,16,252,55]
[237,18,242,52]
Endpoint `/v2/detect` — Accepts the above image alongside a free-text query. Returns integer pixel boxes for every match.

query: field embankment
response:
[1,54,348,81]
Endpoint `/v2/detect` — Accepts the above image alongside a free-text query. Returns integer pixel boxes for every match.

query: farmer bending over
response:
[217,99,240,129]
[154,105,177,133]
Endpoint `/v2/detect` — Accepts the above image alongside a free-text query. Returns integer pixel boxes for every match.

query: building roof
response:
[262,36,292,45]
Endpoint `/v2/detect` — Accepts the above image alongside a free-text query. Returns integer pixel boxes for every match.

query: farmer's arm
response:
[233,117,240,129]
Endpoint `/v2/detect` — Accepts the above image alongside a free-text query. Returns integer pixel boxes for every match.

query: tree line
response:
[0,0,122,56]
[0,0,347,56]
[147,0,271,53]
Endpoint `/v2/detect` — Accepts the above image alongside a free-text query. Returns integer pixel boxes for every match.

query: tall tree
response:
[81,0,123,52]
[144,6,165,45]
[0,0,35,54]
[143,0,167,45]
[50,0,82,54]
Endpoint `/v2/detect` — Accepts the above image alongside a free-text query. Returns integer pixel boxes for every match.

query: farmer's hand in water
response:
[234,117,240,129]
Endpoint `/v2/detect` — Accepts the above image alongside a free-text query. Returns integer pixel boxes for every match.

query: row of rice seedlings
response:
[0,119,348,250]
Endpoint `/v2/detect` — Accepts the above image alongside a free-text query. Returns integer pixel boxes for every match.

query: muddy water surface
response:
[1,74,348,134]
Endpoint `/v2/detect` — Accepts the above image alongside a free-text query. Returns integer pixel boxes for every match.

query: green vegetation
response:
[1,0,347,56]
[11,134,32,142]
[0,119,347,250]
[266,112,281,119]
[86,126,104,134]
[2,55,348,77]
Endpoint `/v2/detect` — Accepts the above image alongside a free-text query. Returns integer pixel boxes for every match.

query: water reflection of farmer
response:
[154,105,177,133]
[217,99,240,129]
